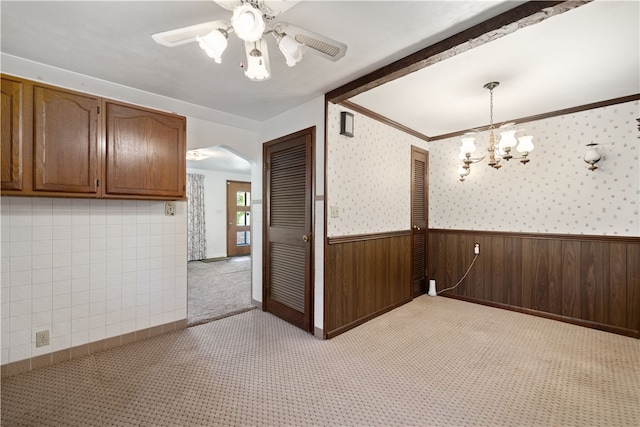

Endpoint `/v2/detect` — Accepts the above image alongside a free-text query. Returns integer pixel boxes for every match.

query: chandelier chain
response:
[489,87,494,130]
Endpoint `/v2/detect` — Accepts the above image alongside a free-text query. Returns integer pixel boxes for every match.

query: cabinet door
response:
[105,103,186,199]
[33,86,100,194]
[1,77,24,191]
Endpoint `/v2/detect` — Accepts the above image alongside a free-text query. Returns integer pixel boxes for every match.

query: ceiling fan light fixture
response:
[276,32,305,67]
[196,29,228,63]
[244,40,271,81]
[232,3,265,42]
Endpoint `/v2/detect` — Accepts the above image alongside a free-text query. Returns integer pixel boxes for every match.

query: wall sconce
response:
[340,111,354,137]
[584,143,601,171]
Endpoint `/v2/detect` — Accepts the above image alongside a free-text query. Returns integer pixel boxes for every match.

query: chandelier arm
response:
[465,154,486,164]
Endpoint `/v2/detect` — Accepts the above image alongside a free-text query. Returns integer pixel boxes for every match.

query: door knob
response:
[302,234,309,242]
[413,225,421,231]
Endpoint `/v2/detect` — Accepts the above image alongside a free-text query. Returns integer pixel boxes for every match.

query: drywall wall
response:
[186,168,252,259]
[257,96,326,333]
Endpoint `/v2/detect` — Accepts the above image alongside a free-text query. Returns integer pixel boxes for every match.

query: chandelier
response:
[457,82,534,181]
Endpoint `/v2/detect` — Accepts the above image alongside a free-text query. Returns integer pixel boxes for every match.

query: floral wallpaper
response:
[327,100,638,238]
[428,101,639,236]
[326,103,428,237]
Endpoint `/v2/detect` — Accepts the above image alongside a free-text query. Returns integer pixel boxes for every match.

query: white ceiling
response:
[350,0,640,138]
[0,0,526,123]
[1,0,638,157]
[186,146,252,174]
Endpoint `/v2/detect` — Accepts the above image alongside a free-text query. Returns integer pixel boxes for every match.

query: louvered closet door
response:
[411,146,429,297]
[263,128,313,332]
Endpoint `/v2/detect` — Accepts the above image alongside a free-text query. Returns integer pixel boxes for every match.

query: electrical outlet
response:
[165,202,175,216]
[36,330,50,348]
[474,243,480,255]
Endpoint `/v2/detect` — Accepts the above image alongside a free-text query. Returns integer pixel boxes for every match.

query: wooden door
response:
[411,146,429,297]
[1,77,24,191]
[33,85,100,194]
[104,102,186,199]
[263,128,313,332]
[227,180,251,257]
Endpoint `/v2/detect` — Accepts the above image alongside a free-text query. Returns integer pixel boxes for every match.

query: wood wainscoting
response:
[428,229,640,338]
[325,231,412,338]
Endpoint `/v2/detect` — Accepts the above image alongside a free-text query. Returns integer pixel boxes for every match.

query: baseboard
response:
[1,318,188,378]
[252,299,263,310]
[314,327,324,339]
[325,297,413,339]
[442,294,640,339]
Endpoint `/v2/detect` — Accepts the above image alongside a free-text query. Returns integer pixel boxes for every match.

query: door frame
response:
[262,127,315,332]
[411,145,429,297]
[226,180,251,257]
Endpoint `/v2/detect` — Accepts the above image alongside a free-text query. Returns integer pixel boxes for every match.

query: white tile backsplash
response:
[1,197,187,364]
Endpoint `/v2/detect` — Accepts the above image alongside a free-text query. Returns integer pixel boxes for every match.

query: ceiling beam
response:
[326,1,589,104]
[428,94,640,141]
[339,100,430,142]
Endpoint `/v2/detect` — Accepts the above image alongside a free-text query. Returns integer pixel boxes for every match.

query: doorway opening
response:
[185,145,255,326]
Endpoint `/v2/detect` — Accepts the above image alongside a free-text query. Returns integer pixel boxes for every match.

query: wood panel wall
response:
[428,229,640,338]
[325,231,412,338]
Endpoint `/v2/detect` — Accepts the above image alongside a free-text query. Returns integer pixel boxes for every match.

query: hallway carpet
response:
[2,296,639,426]
[187,256,254,326]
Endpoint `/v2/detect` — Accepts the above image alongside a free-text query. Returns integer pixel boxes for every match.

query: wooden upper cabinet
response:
[104,102,186,199]
[33,85,100,194]
[1,75,186,200]
[1,77,24,191]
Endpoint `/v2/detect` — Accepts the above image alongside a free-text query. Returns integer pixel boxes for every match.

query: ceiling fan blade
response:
[151,20,228,47]
[273,22,347,62]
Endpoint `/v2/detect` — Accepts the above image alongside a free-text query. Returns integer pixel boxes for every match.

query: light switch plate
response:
[165,202,175,216]
[330,206,340,218]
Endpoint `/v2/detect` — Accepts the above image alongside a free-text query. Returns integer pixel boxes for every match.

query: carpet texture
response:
[2,296,638,426]
[187,256,254,326]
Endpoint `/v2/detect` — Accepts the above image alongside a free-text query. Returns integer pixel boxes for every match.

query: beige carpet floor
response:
[2,296,639,426]
[187,256,254,326]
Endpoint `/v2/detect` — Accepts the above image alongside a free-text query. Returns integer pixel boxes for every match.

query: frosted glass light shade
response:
[278,34,304,67]
[517,135,534,153]
[244,40,271,81]
[232,3,265,42]
[460,137,477,154]
[584,147,601,163]
[498,130,518,149]
[197,29,228,63]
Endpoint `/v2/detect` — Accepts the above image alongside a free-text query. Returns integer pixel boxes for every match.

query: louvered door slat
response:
[413,160,425,224]
[271,243,306,312]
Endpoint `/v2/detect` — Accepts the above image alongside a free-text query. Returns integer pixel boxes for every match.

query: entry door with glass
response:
[227,180,251,257]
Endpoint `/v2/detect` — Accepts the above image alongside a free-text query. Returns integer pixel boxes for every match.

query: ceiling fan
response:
[151,0,347,82]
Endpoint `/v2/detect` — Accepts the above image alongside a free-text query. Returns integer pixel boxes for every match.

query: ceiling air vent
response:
[295,34,341,58]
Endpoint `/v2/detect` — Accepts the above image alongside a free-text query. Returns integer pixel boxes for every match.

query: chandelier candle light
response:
[458,82,534,182]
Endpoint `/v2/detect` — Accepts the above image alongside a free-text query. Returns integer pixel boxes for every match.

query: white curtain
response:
[187,173,206,261]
